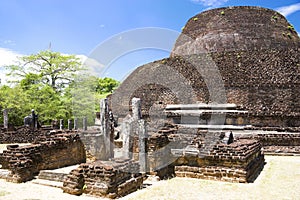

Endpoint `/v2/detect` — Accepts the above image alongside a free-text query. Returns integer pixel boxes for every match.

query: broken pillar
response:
[100,98,114,159]
[68,119,72,130]
[132,97,142,120]
[74,118,78,130]
[3,109,8,129]
[60,119,64,130]
[122,119,133,159]
[138,119,148,173]
[83,117,87,131]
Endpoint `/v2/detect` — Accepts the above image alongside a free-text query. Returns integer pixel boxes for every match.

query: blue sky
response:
[0,0,300,81]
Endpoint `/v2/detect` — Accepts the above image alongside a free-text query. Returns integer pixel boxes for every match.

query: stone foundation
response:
[63,159,143,198]
[0,131,86,183]
[145,126,265,183]
[236,132,300,155]
[173,139,265,183]
[0,126,44,143]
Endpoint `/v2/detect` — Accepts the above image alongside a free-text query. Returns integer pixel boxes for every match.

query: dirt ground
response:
[0,156,299,200]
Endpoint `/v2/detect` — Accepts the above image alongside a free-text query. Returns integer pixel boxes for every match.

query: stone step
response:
[0,169,10,179]
[38,170,67,182]
[165,109,248,116]
[37,165,79,182]
[177,124,252,130]
[31,178,63,188]
[165,103,237,110]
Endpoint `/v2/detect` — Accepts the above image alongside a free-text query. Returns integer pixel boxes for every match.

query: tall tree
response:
[0,85,29,125]
[96,77,119,94]
[6,50,83,92]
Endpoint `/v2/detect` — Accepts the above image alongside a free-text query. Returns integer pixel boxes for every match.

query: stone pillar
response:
[132,97,142,120]
[60,119,64,130]
[100,98,114,160]
[83,117,87,131]
[3,109,8,129]
[74,118,78,130]
[31,109,36,130]
[68,119,72,130]
[122,120,133,159]
[138,119,148,173]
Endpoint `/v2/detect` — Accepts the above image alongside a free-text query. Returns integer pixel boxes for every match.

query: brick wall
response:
[174,6,300,54]
[0,126,44,143]
[0,131,86,183]
[173,139,264,183]
[110,6,300,129]
[237,132,300,154]
[145,126,265,183]
[63,159,143,198]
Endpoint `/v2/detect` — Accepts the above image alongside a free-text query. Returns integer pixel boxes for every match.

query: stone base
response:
[63,159,144,198]
[175,154,264,183]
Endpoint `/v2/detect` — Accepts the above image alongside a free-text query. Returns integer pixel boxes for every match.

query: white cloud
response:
[0,48,21,67]
[191,0,228,7]
[77,55,105,77]
[0,48,23,84]
[276,3,300,17]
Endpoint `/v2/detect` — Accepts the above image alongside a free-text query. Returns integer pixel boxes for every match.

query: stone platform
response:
[63,158,144,199]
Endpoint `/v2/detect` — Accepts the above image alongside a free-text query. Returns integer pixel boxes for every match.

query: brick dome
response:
[172,6,300,55]
[110,6,300,128]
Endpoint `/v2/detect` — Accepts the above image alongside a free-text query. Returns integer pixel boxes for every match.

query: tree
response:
[6,50,83,92]
[96,77,119,94]
[2,50,120,126]
[0,85,29,125]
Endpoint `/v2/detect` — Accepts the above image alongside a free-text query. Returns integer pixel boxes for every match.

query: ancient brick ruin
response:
[63,159,143,198]
[0,6,299,199]
[110,6,300,129]
[107,5,299,188]
[0,130,86,183]
[144,126,265,182]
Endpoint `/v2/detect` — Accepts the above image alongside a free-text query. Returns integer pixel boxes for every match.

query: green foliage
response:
[0,85,29,125]
[193,17,198,21]
[96,77,119,94]
[6,50,83,92]
[1,50,120,126]
[220,11,225,15]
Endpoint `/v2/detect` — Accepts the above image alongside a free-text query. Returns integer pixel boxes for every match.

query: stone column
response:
[100,98,114,160]
[74,118,78,130]
[60,119,64,130]
[3,109,8,129]
[83,117,87,131]
[31,109,36,130]
[138,119,148,173]
[122,120,133,159]
[132,97,142,120]
[68,119,72,130]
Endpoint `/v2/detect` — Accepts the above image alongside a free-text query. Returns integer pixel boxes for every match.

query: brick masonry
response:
[62,159,143,198]
[0,131,86,183]
[0,126,44,143]
[145,126,265,183]
[236,132,300,155]
[110,6,300,128]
